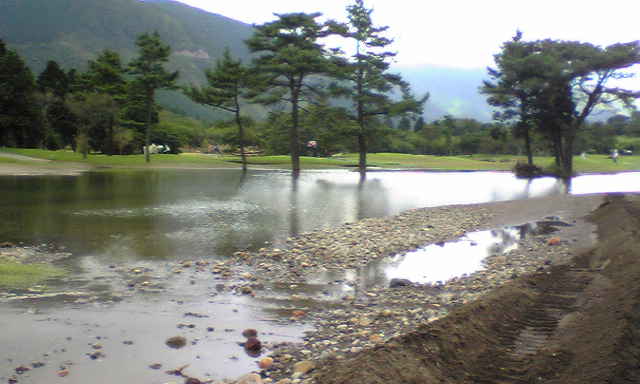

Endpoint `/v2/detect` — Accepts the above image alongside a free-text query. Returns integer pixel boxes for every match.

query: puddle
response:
[309,219,571,293]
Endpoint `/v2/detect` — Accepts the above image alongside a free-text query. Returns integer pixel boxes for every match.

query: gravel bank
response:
[216,194,604,384]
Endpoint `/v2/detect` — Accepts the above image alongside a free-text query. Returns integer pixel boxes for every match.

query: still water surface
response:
[0,169,580,261]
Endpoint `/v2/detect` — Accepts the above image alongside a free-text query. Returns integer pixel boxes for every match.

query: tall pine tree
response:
[246,12,339,175]
[128,32,178,162]
[184,48,255,171]
[0,39,40,147]
[333,0,427,174]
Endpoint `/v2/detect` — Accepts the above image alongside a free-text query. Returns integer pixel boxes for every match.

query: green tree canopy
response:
[184,48,255,170]
[246,12,340,174]
[483,33,640,177]
[37,60,69,99]
[0,39,40,147]
[80,49,128,101]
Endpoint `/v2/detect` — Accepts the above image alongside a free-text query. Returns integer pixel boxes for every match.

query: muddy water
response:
[1,170,638,382]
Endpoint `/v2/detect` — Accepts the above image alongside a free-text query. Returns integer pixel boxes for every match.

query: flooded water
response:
[0,169,638,382]
[0,169,567,258]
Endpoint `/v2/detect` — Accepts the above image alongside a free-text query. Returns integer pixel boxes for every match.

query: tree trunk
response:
[235,107,247,172]
[144,90,153,163]
[107,115,114,156]
[358,133,367,176]
[560,129,576,178]
[290,83,301,175]
[523,128,533,165]
[356,53,367,175]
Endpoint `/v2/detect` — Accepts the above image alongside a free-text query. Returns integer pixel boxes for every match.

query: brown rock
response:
[369,334,384,343]
[242,328,258,338]
[239,286,253,295]
[291,310,306,318]
[548,237,561,246]
[244,337,262,353]
[165,336,187,349]
[258,357,274,370]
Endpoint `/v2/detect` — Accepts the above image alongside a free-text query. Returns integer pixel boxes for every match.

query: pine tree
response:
[128,32,178,162]
[82,49,128,101]
[246,12,339,175]
[37,60,69,99]
[483,34,640,177]
[333,0,427,174]
[184,48,255,171]
[0,39,40,147]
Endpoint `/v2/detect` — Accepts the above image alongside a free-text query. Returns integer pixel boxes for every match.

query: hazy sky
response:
[175,0,640,71]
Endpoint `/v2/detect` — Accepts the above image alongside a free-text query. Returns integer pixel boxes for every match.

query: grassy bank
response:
[0,262,66,288]
[1,148,639,173]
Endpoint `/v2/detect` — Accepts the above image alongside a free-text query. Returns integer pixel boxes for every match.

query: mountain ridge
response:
[1,0,496,121]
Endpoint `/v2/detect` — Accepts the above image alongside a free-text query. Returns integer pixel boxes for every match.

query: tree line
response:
[1,1,639,177]
[0,32,178,161]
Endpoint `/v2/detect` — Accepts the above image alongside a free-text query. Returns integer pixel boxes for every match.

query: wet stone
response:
[165,336,187,349]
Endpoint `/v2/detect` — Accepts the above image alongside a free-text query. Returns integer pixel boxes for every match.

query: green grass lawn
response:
[2,148,639,173]
[0,262,66,288]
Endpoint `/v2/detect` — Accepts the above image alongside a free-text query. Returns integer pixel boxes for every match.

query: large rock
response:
[389,278,413,288]
[165,336,187,349]
[242,329,258,338]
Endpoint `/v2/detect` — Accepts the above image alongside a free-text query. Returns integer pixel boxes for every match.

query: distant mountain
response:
[2,0,633,124]
[0,0,254,121]
[0,0,500,123]
[398,65,493,122]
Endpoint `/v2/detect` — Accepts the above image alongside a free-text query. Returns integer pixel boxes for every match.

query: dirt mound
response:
[313,193,640,384]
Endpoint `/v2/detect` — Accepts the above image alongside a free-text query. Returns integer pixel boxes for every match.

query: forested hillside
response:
[0,0,254,120]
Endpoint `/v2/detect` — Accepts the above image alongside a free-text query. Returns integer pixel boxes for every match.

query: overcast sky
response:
[175,0,640,72]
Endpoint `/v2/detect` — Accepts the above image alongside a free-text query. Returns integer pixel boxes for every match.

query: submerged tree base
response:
[513,162,545,179]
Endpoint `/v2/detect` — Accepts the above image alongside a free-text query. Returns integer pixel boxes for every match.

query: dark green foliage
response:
[79,50,128,100]
[67,93,120,158]
[37,60,70,98]
[46,99,76,149]
[128,32,179,162]
[398,117,412,131]
[483,32,640,177]
[246,12,340,173]
[184,48,255,170]
[300,104,356,156]
[259,111,291,155]
[0,40,41,147]
[0,0,254,121]
[413,116,425,132]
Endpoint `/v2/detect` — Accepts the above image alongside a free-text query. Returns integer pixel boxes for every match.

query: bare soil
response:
[312,193,640,384]
[0,152,90,176]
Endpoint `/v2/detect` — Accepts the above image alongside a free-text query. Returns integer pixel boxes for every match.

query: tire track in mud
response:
[469,266,596,384]
[313,194,640,384]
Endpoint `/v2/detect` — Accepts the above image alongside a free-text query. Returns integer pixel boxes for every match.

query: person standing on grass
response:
[612,149,619,163]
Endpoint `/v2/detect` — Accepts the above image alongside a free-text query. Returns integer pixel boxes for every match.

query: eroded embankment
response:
[312,193,640,384]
